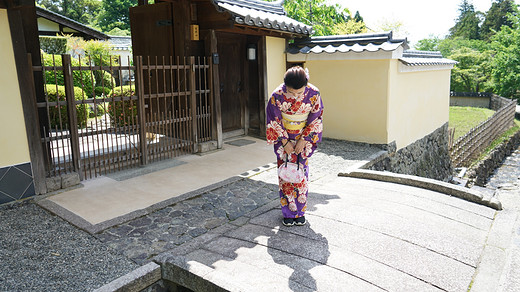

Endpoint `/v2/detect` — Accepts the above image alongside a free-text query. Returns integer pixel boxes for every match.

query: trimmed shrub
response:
[45,84,90,129]
[99,70,116,89]
[42,53,95,98]
[94,86,112,97]
[107,86,137,127]
[40,36,67,54]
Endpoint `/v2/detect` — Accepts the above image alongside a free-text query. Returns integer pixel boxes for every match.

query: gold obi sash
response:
[282,112,309,131]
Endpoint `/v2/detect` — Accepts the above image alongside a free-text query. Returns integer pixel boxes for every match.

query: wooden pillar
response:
[189,56,198,152]
[258,36,268,138]
[7,4,47,194]
[62,54,82,179]
[205,29,222,148]
[135,56,148,165]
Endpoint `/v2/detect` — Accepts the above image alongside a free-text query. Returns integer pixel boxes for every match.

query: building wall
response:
[387,60,451,149]
[37,17,59,31]
[265,36,286,98]
[0,9,35,204]
[304,59,390,144]
[37,17,78,34]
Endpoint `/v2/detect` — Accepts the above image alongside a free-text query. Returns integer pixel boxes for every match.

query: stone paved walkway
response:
[471,145,520,292]
[93,139,383,265]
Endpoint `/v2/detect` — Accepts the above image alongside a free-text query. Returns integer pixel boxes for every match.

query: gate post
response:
[136,56,148,165]
[189,56,198,152]
[62,54,82,179]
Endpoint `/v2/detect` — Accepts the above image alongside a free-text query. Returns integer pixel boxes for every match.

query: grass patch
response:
[449,106,495,140]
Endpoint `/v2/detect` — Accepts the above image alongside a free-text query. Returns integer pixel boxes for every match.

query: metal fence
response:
[449,94,516,167]
[32,54,213,181]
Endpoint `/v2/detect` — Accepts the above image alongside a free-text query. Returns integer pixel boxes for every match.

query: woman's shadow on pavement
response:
[262,190,338,291]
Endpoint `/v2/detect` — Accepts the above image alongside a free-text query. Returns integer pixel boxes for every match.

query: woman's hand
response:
[295,139,307,155]
[283,140,295,154]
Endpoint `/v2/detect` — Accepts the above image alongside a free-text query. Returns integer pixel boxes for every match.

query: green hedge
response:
[42,53,95,98]
[107,86,137,127]
[39,36,67,54]
[45,84,90,129]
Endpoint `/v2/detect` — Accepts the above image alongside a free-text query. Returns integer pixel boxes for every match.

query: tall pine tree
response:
[449,0,482,40]
[481,0,517,41]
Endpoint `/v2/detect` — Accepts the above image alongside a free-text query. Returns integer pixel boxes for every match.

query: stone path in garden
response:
[470,145,520,291]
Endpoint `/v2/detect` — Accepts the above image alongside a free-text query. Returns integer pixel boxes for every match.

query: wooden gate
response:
[32,54,212,181]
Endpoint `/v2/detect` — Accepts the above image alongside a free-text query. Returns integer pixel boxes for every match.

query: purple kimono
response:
[266,83,324,219]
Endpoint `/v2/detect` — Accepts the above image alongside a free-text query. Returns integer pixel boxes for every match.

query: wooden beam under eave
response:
[199,20,234,30]
[230,24,308,39]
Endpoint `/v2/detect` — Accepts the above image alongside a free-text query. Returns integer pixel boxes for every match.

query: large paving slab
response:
[39,137,275,225]
[156,175,497,292]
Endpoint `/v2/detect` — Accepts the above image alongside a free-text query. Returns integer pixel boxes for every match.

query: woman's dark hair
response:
[284,66,308,89]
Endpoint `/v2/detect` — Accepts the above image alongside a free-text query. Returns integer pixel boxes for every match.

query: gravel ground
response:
[0,203,139,291]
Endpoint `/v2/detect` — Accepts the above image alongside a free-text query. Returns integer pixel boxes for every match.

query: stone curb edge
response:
[36,176,245,234]
[93,262,161,292]
[339,169,503,210]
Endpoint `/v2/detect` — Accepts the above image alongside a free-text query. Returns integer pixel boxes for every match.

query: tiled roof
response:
[212,0,313,35]
[399,50,458,66]
[287,31,408,54]
[36,6,109,40]
[108,36,132,51]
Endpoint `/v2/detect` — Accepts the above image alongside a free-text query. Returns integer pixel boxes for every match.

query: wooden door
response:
[217,33,246,132]
[129,2,175,58]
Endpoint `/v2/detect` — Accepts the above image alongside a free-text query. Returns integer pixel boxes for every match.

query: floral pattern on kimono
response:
[266,83,324,219]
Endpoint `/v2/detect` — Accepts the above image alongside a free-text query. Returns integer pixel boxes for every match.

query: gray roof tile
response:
[287,31,408,54]
[213,0,313,35]
[400,50,458,66]
[108,36,132,50]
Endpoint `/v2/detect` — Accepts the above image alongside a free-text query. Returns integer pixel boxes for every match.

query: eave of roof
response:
[287,31,408,55]
[36,6,109,40]
[212,0,312,36]
[400,50,458,66]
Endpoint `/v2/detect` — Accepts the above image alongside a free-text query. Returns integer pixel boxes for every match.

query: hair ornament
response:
[304,68,310,80]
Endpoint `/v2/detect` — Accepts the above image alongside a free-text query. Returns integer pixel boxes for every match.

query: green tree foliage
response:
[36,0,101,26]
[45,84,91,129]
[97,0,136,32]
[42,52,95,97]
[416,37,493,93]
[415,0,520,97]
[449,47,493,92]
[107,27,131,36]
[414,36,441,51]
[449,0,482,40]
[83,40,117,89]
[283,0,354,36]
[107,86,137,127]
[490,14,520,100]
[331,19,367,35]
[481,0,517,41]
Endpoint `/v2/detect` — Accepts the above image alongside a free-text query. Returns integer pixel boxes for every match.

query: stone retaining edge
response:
[93,262,161,292]
[467,129,520,186]
[339,169,502,210]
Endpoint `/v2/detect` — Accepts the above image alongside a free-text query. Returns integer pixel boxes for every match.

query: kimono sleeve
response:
[265,94,289,145]
[301,92,324,145]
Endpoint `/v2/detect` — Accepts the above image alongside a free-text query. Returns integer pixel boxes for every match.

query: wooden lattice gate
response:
[32,54,213,181]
